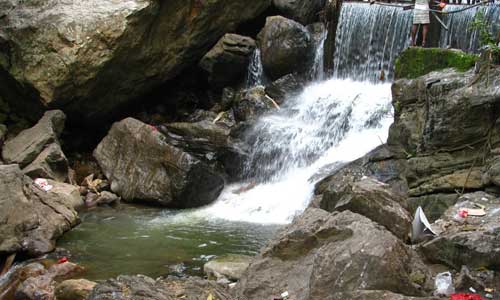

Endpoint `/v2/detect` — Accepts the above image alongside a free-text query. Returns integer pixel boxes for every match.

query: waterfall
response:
[439,4,500,53]
[333,2,413,82]
[245,48,265,88]
[310,27,328,81]
[171,2,412,224]
[199,79,392,223]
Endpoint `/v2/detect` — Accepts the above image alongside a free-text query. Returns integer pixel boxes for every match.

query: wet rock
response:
[199,34,256,88]
[95,191,121,206]
[320,177,412,240]
[421,192,500,270]
[258,16,314,80]
[55,279,97,300]
[94,118,224,208]
[204,254,252,281]
[233,86,276,122]
[236,208,432,300]
[2,110,65,167]
[15,272,54,300]
[0,164,79,256]
[160,115,248,180]
[265,73,305,104]
[22,143,69,182]
[272,0,326,25]
[0,0,270,123]
[14,262,84,300]
[89,275,233,300]
[315,145,409,197]
[47,181,85,212]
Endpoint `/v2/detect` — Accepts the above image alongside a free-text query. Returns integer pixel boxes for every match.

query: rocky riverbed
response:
[1,0,500,299]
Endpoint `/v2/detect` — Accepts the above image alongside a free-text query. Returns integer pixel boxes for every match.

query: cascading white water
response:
[310,28,328,81]
[245,48,265,88]
[197,79,393,224]
[333,2,412,82]
[165,3,413,225]
[439,4,500,52]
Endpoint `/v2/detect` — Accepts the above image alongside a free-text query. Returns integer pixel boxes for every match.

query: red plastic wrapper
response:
[450,293,482,300]
[57,256,69,264]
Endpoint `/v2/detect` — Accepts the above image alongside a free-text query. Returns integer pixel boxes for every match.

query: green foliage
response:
[469,11,500,63]
[395,47,478,79]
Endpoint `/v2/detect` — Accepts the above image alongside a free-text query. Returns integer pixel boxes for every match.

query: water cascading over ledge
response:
[439,4,500,53]
[332,2,413,82]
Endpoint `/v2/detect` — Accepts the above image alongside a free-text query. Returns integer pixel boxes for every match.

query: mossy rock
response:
[395,47,478,79]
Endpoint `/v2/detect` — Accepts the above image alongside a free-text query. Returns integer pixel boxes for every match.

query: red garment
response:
[450,294,482,300]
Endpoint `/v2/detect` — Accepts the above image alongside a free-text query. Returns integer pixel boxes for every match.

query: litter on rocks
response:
[450,293,482,300]
[34,178,53,191]
[434,271,454,296]
[411,206,437,243]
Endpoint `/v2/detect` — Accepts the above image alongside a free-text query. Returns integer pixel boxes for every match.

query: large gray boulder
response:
[320,177,412,241]
[0,0,270,123]
[233,86,277,122]
[22,143,69,182]
[199,34,256,88]
[159,112,248,180]
[421,192,500,270]
[236,208,432,300]
[258,16,314,80]
[94,118,224,208]
[0,164,79,256]
[204,254,252,281]
[272,0,326,25]
[1,110,65,167]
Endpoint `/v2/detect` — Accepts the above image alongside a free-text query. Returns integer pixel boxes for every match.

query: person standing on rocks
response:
[410,0,431,47]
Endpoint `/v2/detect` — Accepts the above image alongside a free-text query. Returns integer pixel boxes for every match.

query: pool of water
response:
[58,204,281,281]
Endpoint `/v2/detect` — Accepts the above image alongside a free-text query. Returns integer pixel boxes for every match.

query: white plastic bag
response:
[434,271,454,296]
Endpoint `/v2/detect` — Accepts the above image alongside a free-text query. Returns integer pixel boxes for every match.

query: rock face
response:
[94,118,224,208]
[0,0,270,122]
[159,112,248,180]
[388,65,500,219]
[422,192,500,270]
[55,279,97,300]
[22,143,69,182]
[233,86,277,122]
[14,262,84,300]
[265,73,305,104]
[199,34,256,88]
[319,177,412,240]
[258,16,313,80]
[236,208,432,300]
[0,164,79,256]
[89,275,233,300]
[272,0,326,25]
[1,110,65,167]
[204,254,252,281]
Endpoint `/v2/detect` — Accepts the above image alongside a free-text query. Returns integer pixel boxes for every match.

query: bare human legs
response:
[410,24,429,47]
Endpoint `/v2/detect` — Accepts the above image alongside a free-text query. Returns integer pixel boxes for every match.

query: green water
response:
[58,204,280,281]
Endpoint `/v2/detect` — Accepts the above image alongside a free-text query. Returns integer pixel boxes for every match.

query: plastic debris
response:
[434,271,454,296]
[207,293,215,300]
[485,288,494,293]
[469,287,476,293]
[485,293,493,299]
[281,291,289,299]
[449,293,482,300]
[57,257,68,264]
[411,206,437,243]
[460,207,486,217]
[34,178,53,192]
